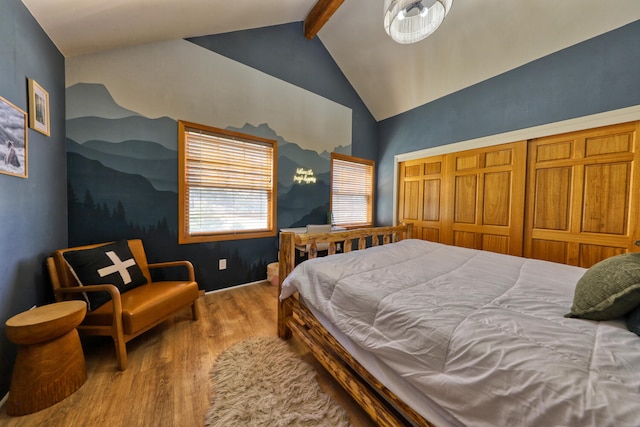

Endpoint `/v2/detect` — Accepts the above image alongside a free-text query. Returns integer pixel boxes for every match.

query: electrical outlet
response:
[219,259,227,270]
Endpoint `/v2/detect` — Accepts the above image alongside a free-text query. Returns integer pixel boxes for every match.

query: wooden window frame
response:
[330,153,375,228]
[178,120,277,244]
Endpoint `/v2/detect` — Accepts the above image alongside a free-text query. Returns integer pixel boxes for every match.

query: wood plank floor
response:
[0,282,376,426]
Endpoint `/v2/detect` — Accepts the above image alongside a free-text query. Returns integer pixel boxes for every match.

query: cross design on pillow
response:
[98,251,136,284]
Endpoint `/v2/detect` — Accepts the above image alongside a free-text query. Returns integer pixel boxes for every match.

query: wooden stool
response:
[5,300,87,416]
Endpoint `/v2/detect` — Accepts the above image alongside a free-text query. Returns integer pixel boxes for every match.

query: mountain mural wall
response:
[66,82,351,290]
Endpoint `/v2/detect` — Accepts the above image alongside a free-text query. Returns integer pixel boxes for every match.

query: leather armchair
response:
[46,239,200,370]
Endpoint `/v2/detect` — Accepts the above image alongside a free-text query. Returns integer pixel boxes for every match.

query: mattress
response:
[281,239,640,426]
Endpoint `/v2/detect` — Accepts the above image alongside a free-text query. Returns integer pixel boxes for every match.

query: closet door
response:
[524,122,640,267]
[398,155,447,241]
[445,141,527,255]
[398,141,527,255]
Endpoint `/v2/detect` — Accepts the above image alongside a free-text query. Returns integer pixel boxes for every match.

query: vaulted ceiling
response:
[20,0,640,120]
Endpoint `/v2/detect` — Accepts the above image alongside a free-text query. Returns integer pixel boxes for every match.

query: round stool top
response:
[6,300,87,345]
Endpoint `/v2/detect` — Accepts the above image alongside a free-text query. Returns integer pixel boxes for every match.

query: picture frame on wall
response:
[28,78,50,136]
[0,96,28,178]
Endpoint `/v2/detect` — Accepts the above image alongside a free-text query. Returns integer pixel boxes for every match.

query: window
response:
[178,121,277,243]
[330,153,374,227]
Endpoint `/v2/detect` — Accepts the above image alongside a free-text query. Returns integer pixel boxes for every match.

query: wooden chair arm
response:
[54,284,123,316]
[148,260,195,282]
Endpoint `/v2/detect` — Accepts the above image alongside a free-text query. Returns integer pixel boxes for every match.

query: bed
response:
[277,225,640,426]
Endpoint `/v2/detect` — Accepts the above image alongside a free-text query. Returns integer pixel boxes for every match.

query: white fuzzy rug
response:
[205,336,351,427]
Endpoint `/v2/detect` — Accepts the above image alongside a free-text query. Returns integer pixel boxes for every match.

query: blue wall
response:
[0,0,66,397]
[376,20,640,225]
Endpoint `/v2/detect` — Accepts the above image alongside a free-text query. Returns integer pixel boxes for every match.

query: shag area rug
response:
[205,336,351,427]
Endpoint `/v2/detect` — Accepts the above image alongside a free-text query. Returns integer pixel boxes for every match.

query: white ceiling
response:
[20,0,640,121]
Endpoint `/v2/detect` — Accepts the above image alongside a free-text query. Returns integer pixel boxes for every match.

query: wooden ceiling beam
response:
[304,0,345,40]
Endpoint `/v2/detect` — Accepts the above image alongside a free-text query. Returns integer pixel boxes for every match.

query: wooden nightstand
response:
[5,300,87,416]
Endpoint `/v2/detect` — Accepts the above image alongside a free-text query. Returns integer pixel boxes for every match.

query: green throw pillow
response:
[566,253,640,321]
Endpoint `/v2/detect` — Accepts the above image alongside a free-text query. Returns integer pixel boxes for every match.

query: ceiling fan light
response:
[383,0,453,44]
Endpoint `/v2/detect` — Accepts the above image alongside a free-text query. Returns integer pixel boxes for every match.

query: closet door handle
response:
[635,240,640,247]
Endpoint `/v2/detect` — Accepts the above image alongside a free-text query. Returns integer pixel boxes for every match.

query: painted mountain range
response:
[66,82,351,233]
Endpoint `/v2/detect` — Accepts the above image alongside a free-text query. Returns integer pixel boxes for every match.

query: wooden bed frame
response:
[277,223,436,427]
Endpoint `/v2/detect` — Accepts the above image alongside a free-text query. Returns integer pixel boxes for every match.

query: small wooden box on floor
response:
[5,300,87,416]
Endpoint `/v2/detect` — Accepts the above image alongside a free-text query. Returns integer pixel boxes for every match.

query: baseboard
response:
[204,279,270,295]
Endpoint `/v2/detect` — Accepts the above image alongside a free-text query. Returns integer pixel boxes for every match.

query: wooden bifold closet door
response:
[398,141,527,256]
[524,121,640,267]
[398,155,447,244]
[398,121,640,267]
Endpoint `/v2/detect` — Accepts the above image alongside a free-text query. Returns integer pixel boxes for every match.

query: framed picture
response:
[28,78,50,136]
[0,96,28,178]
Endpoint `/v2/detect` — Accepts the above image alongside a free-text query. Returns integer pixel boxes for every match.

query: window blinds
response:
[331,154,374,227]
[184,127,274,236]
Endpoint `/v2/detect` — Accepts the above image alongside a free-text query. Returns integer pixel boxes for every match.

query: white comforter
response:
[281,239,640,426]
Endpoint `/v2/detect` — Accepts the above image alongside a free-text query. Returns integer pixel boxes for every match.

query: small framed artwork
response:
[0,96,28,178]
[28,78,50,136]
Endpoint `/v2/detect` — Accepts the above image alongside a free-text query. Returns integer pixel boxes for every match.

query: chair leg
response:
[191,300,200,321]
[113,337,128,371]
